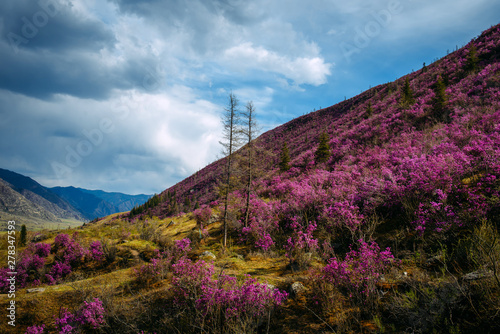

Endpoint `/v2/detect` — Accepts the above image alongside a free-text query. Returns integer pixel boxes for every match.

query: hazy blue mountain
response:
[50,187,151,220]
[79,189,151,212]
[0,168,151,223]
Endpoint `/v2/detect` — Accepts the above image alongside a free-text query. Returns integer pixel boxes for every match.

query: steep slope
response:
[0,168,80,218]
[0,178,61,227]
[0,168,83,223]
[135,24,500,224]
[18,189,81,220]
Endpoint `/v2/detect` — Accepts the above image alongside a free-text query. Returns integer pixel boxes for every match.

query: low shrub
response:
[134,238,191,284]
[319,239,397,309]
[169,257,288,333]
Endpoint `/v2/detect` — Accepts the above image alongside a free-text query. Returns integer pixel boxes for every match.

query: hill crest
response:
[130,23,500,221]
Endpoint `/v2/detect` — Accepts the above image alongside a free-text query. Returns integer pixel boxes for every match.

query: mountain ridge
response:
[50,186,151,220]
[0,168,151,228]
[129,23,500,222]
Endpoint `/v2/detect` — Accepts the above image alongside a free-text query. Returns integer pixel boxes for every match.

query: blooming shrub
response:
[174,238,191,253]
[326,200,364,238]
[46,261,72,285]
[52,234,71,252]
[88,240,104,262]
[284,218,318,269]
[25,325,45,334]
[412,168,500,236]
[61,242,87,267]
[240,198,278,251]
[52,233,88,267]
[34,243,51,258]
[78,299,106,329]
[192,204,212,225]
[0,240,57,292]
[55,298,106,333]
[413,190,460,235]
[26,298,106,334]
[170,257,288,333]
[134,238,192,284]
[1,253,45,291]
[322,239,396,303]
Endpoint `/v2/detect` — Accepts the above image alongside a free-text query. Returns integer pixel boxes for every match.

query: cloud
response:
[224,42,332,86]
[0,0,116,53]
[0,0,167,100]
[0,0,335,100]
[110,0,333,86]
[0,88,221,194]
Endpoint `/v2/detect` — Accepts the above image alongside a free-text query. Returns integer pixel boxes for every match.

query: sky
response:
[0,0,499,195]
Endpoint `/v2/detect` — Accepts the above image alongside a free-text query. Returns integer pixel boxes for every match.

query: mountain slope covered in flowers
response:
[138,23,500,245]
[2,23,500,334]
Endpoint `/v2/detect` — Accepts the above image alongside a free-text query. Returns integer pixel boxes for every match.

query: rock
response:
[290,282,305,296]
[31,234,46,242]
[209,214,218,224]
[462,270,493,281]
[27,288,45,293]
[265,284,276,291]
[199,251,216,260]
[426,254,444,268]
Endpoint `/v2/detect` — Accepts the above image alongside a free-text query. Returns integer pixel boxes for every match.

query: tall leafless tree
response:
[220,93,243,249]
[241,101,259,228]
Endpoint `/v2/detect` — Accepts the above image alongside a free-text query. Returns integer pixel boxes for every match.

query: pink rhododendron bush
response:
[24,298,106,334]
[168,257,288,333]
[0,233,106,293]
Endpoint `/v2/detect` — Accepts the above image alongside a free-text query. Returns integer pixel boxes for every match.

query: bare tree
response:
[220,93,243,249]
[241,101,259,228]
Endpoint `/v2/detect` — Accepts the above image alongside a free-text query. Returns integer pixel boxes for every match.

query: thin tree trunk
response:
[243,102,255,228]
[244,141,252,228]
[223,152,232,249]
[223,113,234,250]
[222,94,238,250]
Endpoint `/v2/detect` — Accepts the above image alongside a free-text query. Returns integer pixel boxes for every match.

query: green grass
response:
[0,216,84,232]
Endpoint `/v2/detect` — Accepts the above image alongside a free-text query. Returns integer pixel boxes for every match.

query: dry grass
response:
[0,212,316,333]
[6,211,495,333]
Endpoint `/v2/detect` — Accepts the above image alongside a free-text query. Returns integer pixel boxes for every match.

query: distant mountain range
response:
[0,168,151,229]
[50,186,151,220]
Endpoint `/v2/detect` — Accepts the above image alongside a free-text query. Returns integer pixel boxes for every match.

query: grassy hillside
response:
[1,23,499,334]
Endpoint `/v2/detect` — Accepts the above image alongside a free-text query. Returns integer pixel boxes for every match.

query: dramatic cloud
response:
[0,88,221,194]
[224,43,331,86]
